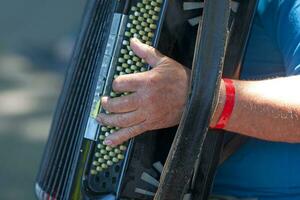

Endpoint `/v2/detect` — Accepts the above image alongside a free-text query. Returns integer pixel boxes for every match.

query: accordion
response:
[36,0,257,199]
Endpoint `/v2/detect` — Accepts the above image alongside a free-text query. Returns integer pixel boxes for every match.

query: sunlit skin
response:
[97,38,300,146]
[214,76,300,143]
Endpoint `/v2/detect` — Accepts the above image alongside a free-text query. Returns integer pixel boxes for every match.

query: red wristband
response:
[210,78,235,129]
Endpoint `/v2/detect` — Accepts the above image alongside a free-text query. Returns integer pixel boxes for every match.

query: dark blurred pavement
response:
[0,0,86,199]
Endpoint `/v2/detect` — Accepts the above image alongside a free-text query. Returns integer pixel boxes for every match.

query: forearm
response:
[211,75,300,143]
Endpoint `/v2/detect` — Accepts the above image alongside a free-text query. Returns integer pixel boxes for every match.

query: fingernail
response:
[130,37,140,43]
[101,96,108,104]
[104,139,113,146]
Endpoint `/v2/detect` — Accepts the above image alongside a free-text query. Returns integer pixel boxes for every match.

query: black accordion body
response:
[36,0,258,199]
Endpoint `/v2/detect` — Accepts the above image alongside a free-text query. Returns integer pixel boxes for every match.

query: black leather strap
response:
[219,135,248,165]
[219,0,259,165]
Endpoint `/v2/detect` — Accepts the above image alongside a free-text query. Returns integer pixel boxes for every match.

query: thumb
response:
[130,38,166,67]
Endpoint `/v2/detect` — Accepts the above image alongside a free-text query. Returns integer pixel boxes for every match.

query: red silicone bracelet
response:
[211,78,236,129]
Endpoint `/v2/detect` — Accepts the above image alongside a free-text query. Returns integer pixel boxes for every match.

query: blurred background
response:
[0,0,86,199]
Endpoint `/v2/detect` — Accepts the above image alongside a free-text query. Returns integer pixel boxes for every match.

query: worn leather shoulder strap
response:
[219,0,259,165]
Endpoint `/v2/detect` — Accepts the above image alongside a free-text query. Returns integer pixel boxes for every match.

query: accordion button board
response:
[84,0,168,197]
[87,0,164,172]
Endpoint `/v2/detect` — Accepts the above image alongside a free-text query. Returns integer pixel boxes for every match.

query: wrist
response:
[210,79,235,129]
[210,79,226,127]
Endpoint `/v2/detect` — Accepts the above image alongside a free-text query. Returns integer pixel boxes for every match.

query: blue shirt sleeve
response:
[257,0,300,75]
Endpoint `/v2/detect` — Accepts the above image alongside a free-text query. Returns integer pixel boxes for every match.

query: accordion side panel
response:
[36,0,117,199]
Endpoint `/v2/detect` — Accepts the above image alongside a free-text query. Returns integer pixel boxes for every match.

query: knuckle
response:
[118,130,129,142]
[147,72,160,87]
[144,46,155,60]
[103,115,115,126]
[112,77,123,91]
[119,135,128,144]
[114,133,123,144]
[115,99,129,113]
[128,94,140,107]
[117,114,134,127]
[139,124,147,132]
[112,80,119,91]
[122,96,130,105]
[127,126,137,138]
[100,115,110,125]
[122,97,135,109]
[148,46,156,53]
[115,115,124,126]
[143,122,153,131]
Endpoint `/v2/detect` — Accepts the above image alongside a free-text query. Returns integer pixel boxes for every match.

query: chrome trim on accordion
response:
[84,13,125,141]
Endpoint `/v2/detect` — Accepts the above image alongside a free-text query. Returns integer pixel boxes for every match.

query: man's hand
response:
[97,38,190,146]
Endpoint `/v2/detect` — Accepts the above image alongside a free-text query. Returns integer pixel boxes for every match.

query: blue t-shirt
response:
[213,0,300,199]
